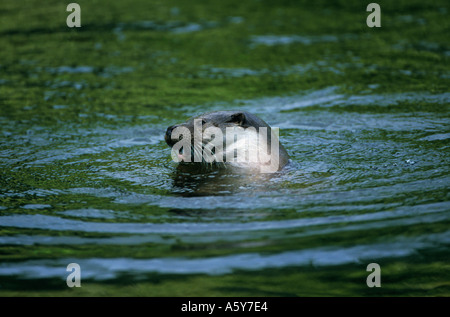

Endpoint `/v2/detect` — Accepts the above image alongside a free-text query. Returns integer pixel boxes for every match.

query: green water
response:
[0,0,449,296]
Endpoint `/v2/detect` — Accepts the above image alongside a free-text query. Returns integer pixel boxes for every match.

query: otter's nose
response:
[165,125,177,146]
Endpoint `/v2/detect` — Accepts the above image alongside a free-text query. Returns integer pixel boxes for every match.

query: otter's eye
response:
[227,112,246,125]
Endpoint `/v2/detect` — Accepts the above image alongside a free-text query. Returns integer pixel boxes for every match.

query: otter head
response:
[165,110,289,172]
[165,111,248,146]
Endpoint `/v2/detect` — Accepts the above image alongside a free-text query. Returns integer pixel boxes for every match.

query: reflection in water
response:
[171,163,285,196]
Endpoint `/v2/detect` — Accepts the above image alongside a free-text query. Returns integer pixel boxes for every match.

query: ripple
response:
[57,208,130,220]
[419,133,450,141]
[250,34,339,47]
[21,204,52,210]
[233,87,450,114]
[196,61,350,79]
[5,125,162,167]
[112,20,218,41]
[39,65,134,77]
[1,230,448,279]
[1,201,448,234]
[1,205,449,248]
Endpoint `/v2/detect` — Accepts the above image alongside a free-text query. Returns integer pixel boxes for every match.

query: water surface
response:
[0,0,449,296]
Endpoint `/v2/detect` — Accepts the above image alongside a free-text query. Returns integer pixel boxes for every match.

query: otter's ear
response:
[228,112,246,125]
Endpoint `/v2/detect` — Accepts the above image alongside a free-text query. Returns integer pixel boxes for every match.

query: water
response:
[0,0,449,296]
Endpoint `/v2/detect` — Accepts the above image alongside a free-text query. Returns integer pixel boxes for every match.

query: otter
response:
[165,110,290,173]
